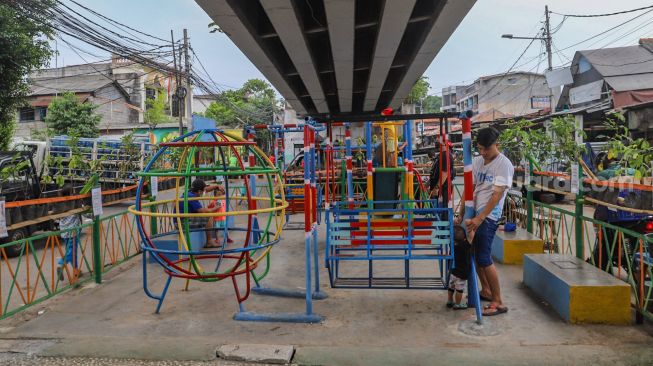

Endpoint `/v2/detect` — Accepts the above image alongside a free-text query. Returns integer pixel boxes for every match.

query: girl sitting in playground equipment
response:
[176,179,225,247]
[207,197,234,245]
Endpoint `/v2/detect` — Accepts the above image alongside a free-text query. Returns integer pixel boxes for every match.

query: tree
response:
[144,91,170,129]
[0,2,54,149]
[45,92,101,137]
[405,76,430,104]
[422,95,442,113]
[204,78,280,127]
[204,79,280,153]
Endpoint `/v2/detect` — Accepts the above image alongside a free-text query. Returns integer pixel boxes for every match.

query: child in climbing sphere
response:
[447,225,471,310]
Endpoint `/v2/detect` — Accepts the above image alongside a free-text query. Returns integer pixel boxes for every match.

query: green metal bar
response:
[574,164,584,260]
[526,159,534,233]
[4,243,26,313]
[93,214,102,284]
[136,169,279,177]
[28,239,52,296]
[374,167,405,173]
[150,184,158,236]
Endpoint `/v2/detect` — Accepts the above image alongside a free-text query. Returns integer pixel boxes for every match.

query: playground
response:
[0,223,652,365]
[0,113,652,366]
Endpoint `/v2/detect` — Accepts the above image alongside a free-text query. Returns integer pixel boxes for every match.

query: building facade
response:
[16,56,185,138]
[442,71,555,122]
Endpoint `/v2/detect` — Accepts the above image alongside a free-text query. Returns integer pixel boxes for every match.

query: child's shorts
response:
[448,274,467,292]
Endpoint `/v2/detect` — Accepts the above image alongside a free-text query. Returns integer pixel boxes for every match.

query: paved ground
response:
[0,212,652,365]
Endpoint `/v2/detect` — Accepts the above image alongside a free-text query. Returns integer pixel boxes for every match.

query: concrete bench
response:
[523,254,631,324]
[492,228,543,264]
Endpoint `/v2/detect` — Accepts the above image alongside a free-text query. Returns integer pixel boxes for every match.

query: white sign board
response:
[571,164,580,194]
[523,159,531,185]
[531,96,550,109]
[569,80,603,106]
[0,201,7,238]
[92,187,104,216]
[545,67,573,88]
[150,176,158,197]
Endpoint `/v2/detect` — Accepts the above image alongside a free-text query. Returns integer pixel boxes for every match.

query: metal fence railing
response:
[0,202,173,320]
[504,187,653,323]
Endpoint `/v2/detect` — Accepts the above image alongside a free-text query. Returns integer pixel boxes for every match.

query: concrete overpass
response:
[195,0,476,117]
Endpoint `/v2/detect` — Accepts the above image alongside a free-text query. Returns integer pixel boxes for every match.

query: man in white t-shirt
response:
[455,127,513,316]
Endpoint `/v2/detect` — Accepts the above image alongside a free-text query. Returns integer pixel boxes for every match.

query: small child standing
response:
[447,225,471,310]
[57,184,82,281]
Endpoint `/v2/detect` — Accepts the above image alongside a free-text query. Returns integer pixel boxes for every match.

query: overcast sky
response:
[52,0,653,96]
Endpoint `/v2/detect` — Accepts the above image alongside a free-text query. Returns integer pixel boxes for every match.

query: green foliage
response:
[548,115,586,164]
[499,119,552,169]
[0,120,16,150]
[144,91,170,128]
[604,112,653,179]
[41,154,65,188]
[204,79,280,149]
[405,76,430,104]
[422,95,442,113]
[117,132,141,181]
[499,115,585,170]
[0,153,30,182]
[45,92,101,137]
[0,2,54,150]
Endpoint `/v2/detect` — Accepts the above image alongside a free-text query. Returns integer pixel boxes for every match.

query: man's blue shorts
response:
[473,218,498,267]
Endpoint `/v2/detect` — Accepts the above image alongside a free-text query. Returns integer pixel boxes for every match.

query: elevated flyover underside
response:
[195,0,476,117]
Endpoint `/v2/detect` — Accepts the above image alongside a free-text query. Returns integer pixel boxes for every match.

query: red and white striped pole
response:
[461,111,483,324]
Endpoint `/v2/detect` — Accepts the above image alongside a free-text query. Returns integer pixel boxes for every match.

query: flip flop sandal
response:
[446,301,454,308]
[453,303,468,310]
[483,303,508,316]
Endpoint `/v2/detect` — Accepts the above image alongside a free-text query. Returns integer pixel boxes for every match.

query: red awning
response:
[612,89,653,109]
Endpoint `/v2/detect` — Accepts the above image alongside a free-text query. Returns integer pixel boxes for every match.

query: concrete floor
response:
[1,215,652,366]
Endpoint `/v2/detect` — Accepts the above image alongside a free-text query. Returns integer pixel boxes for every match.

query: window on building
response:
[146,88,156,100]
[19,108,35,122]
[578,57,591,73]
[37,107,47,121]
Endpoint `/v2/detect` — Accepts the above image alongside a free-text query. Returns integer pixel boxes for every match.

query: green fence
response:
[0,204,174,319]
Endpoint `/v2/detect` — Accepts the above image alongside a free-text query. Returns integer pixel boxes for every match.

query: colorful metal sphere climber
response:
[129,129,287,314]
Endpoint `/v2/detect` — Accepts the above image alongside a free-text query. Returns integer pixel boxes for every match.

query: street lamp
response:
[502,6,554,113]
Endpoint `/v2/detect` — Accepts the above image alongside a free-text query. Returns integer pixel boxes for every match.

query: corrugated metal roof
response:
[29,75,114,96]
[604,73,653,92]
[579,45,653,77]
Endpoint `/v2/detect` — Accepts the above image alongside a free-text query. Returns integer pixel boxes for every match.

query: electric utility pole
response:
[544,5,554,112]
[183,29,193,126]
[171,30,183,135]
[502,5,555,113]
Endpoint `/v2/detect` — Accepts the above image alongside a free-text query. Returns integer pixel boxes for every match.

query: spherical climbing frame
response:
[130,128,324,323]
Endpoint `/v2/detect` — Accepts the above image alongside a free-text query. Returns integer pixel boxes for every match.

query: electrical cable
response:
[557,8,653,51]
[551,5,653,18]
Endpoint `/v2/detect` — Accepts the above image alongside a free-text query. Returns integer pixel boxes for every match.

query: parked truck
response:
[0,135,160,256]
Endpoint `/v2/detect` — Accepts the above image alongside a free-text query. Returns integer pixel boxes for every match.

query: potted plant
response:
[0,155,36,221]
[601,113,653,209]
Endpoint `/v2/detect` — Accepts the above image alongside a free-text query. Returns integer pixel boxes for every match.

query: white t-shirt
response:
[472,153,514,221]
